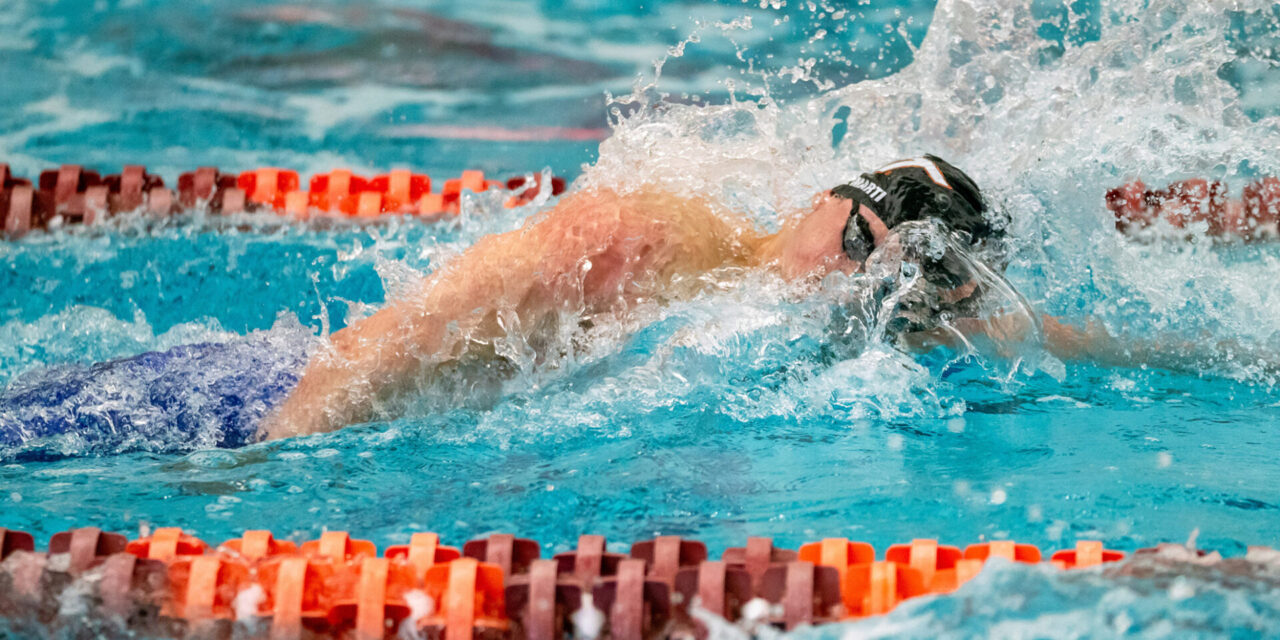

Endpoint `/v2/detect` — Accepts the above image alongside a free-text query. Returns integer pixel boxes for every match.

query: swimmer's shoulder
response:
[536,187,757,262]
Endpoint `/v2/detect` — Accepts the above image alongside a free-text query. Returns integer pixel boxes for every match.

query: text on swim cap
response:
[848,175,888,202]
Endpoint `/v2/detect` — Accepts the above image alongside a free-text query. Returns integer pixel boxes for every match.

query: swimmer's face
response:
[776,191,888,280]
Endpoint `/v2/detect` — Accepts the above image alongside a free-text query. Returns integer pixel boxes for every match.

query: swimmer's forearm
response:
[261,189,678,440]
[1041,316,1152,367]
[262,227,557,440]
[260,297,454,439]
[1042,316,1255,373]
[899,315,1121,364]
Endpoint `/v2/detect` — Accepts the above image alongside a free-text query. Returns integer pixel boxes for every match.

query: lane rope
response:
[4,525,1238,638]
[0,163,567,235]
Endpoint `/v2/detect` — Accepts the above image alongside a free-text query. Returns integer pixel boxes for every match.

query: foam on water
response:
[0,306,233,388]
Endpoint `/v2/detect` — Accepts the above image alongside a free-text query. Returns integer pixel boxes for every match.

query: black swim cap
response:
[831,155,997,263]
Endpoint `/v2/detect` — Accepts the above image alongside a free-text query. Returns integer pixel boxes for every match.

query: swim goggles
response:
[832,191,971,290]
[863,219,974,290]
[831,183,879,264]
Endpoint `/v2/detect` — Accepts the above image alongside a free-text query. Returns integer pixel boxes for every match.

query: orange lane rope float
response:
[5,524,1256,639]
[0,163,567,235]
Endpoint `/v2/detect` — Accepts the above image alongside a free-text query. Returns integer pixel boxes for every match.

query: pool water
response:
[4,0,1280,637]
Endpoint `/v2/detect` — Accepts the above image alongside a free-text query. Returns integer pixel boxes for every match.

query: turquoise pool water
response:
[4,0,1280,636]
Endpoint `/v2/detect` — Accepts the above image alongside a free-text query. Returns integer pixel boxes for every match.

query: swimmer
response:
[0,155,1203,454]
[256,155,1118,439]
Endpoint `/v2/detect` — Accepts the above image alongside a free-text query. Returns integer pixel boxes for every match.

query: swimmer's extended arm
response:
[260,189,704,440]
[1040,316,1128,364]
[260,230,548,439]
[261,197,609,439]
[1041,316,1260,372]
[905,312,1236,372]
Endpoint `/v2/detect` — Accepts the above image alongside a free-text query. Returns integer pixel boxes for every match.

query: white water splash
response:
[575,0,1280,390]
[571,592,606,639]
[232,583,266,631]
[0,306,235,387]
[398,590,435,640]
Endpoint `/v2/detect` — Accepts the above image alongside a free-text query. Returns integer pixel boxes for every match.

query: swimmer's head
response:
[820,156,1019,341]
[831,155,1005,271]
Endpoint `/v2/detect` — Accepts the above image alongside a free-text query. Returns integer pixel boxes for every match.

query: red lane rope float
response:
[0,162,567,235]
[1108,177,1280,240]
[0,526,1190,638]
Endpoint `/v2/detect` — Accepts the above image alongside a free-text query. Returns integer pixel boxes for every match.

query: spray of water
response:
[553,0,1280,401]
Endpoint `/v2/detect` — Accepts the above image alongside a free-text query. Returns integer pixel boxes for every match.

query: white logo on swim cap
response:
[877,157,952,189]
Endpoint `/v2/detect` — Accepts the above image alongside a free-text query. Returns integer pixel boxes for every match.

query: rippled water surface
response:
[3,0,1280,637]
